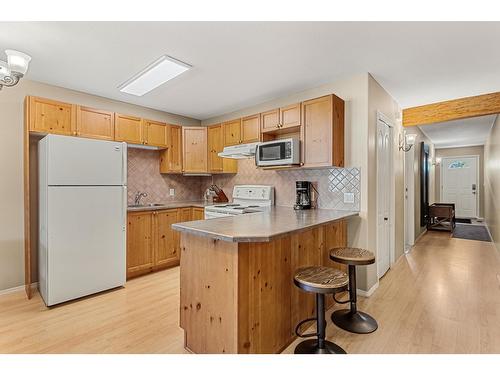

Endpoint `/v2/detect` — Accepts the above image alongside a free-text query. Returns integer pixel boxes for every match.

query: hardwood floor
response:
[1,230,499,354]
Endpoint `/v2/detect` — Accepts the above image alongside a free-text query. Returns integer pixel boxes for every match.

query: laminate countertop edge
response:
[127,201,209,212]
[172,207,359,243]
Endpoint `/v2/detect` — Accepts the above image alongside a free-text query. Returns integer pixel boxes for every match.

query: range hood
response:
[218,142,260,159]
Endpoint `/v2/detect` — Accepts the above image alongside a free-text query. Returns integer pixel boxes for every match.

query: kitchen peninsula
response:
[172,207,358,354]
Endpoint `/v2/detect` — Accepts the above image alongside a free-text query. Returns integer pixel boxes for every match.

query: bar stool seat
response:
[293,266,348,354]
[329,247,378,334]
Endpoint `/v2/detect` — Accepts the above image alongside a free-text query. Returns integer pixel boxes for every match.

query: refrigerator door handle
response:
[122,186,127,232]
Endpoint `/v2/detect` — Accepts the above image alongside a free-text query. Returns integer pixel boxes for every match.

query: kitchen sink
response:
[128,203,164,208]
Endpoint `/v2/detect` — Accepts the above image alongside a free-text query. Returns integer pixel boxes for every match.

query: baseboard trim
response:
[415,228,427,243]
[357,281,379,297]
[0,282,38,297]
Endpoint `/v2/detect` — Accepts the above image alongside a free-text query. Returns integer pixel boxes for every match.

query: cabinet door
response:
[302,95,333,167]
[169,125,183,172]
[241,114,261,143]
[180,207,192,222]
[115,114,143,144]
[155,209,180,267]
[280,103,301,129]
[223,119,242,146]
[192,208,205,220]
[29,96,75,135]
[261,108,280,132]
[127,212,154,278]
[183,127,208,173]
[144,119,168,148]
[208,124,223,172]
[76,106,114,140]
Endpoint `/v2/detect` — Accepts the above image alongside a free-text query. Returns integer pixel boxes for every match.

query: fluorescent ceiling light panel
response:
[118,55,191,96]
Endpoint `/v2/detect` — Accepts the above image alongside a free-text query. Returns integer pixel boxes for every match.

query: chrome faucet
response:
[134,191,148,206]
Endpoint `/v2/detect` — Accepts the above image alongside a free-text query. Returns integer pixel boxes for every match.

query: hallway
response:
[1,231,499,353]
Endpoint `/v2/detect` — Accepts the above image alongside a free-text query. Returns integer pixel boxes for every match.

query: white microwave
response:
[255,138,300,167]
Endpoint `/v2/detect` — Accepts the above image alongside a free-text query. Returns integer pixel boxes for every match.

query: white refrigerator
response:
[39,134,127,306]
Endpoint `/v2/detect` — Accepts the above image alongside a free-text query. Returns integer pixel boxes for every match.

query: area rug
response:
[452,224,492,242]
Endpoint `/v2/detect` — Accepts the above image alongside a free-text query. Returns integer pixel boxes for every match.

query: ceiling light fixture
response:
[0,49,32,90]
[118,55,191,96]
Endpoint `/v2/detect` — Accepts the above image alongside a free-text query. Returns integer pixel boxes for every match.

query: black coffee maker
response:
[294,181,312,210]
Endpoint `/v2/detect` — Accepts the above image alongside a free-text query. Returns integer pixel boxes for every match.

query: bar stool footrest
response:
[294,317,317,338]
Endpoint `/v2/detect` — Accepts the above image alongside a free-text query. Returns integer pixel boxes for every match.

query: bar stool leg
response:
[331,265,378,334]
[294,293,346,354]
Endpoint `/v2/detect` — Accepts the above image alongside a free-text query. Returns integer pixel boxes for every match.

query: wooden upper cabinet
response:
[208,124,223,172]
[76,106,114,140]
[241,114,261,143]
[301,94,344,168]
[160,125,183,173]
[280,103,301,129]
[127,211,154,278]
[28,96,76,135]
[143,119,167,148]
[183,127,208,173]
[115,114,143,144]
[155,209,180,267]
[223,119,242,146]
[261,108,280,132]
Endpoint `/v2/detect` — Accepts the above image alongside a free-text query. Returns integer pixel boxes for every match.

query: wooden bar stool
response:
[293,266,348,354]
[329,247,378,334]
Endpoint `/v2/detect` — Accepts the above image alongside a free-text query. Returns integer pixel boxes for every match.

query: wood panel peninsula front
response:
[172,207,358,354]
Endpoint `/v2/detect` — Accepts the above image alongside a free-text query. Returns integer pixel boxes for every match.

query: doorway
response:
[440,155,479,218]
[376,112,394,278]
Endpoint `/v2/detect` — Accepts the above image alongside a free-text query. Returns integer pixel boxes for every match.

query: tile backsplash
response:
[127,148,204,204]
[127,148,360,211]
[208,159,360,211]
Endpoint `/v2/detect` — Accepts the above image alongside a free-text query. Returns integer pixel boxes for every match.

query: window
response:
[448,160,468,169]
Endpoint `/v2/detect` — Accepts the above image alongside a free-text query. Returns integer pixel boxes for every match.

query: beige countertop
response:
[172,206,358,242]
[127,200,210,212]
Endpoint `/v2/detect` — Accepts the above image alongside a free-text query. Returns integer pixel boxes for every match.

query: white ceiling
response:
[2,22,500,120]
[418,115,497,149]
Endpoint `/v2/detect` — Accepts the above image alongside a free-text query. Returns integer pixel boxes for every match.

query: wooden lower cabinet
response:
[126,211,154,279]
[127,207,204,279]
[192,207,205,220]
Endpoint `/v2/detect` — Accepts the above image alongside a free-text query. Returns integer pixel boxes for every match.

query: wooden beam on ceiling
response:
[403,92,500,127]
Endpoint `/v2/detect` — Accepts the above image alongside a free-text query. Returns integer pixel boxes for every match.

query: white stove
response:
[204,185,274,219]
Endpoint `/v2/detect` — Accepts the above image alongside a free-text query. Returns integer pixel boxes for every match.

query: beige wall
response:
[435,146,484,218]
[484,115,500,250]
[405,127,436,240]
[204,73,403,292]
[367,75,403,289]
[0,79,199,292]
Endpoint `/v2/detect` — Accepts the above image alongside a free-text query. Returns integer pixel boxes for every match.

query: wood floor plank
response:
[0,230,499,354]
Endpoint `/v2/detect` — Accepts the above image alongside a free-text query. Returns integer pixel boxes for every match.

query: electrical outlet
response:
[169,188,175,196]
[343,192,355,204]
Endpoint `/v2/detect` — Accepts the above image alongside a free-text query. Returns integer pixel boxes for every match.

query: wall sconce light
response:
[398,132,416,152]
[0,49,32,90]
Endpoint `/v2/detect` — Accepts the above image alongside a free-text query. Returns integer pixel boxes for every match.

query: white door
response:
[441,156,478,218]
[376,118,391,277]
[45,134,126,186]
[46,185,126,305]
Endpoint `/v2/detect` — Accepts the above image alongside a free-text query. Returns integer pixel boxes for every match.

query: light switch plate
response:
[169,188,175,196]
[343,192,355,204]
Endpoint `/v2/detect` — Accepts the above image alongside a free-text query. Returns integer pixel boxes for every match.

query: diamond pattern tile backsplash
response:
[127,148,204,204]
[208,159,360,211]
[128,149,360,211]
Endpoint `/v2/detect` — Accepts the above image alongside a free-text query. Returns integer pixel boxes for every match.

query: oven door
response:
[204,210,235,219]
[256,141,291,166]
